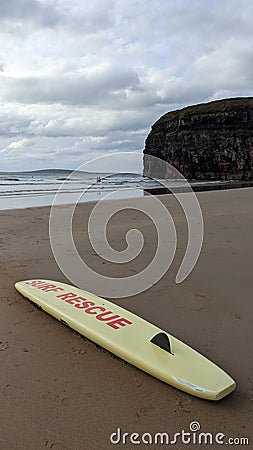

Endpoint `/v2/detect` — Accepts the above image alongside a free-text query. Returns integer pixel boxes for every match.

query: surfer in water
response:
[96,176,101,182]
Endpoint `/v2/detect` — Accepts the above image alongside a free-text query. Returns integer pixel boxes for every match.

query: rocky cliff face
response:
[143,97,253,180]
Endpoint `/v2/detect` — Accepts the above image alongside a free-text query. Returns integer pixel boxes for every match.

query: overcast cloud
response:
[0,0,252,171]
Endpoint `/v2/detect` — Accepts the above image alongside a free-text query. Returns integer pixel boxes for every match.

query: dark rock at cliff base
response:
[143,97,253,180]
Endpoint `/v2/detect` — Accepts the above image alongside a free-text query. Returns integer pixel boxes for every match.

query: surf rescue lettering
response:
[25,280,133,330]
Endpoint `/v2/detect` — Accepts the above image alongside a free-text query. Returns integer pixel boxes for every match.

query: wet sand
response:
[0,188,252,449]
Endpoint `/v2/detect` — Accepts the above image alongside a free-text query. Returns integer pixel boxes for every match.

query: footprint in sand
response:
[44,441,68,449]
[41,391,71,407]
[0,341,9,351]
[3,384,24,400]
[72,347,86,356]
[173,395,193,414]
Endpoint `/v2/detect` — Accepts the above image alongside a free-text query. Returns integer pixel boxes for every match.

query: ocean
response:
[0,169,233,210]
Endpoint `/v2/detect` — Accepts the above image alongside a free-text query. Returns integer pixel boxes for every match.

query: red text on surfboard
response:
[25,280,133,330]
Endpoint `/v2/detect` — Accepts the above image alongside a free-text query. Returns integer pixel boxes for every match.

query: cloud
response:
[0,0,116,34]
[0,106,32,137]
[5,138,29,149]
[0,0,60,29]
[0,64,141,106]
[0,0,252,171]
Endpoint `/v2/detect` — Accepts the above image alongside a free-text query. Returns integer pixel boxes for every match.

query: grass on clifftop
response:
[156,97,253,125]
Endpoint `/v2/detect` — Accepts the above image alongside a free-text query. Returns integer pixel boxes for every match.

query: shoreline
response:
[1,179,253,211]
[145,179,253,195]
[1,188,252,449]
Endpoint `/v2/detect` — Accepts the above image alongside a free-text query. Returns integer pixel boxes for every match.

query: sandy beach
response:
[0,188,252,449]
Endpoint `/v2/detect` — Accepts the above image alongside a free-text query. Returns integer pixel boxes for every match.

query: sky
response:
[0,0,252,171]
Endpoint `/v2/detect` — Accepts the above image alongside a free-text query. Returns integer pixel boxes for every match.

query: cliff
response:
[143,97,253,180]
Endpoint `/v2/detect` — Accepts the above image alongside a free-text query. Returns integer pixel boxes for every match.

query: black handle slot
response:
[60,319,69,326]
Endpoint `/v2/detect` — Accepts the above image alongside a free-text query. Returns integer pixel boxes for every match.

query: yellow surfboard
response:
[15,279,236,400]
